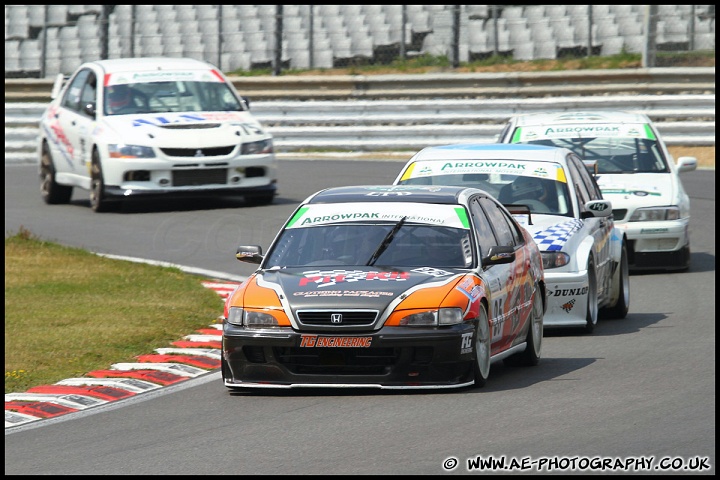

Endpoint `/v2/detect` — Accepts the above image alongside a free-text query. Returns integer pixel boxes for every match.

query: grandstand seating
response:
[4,5,715,78]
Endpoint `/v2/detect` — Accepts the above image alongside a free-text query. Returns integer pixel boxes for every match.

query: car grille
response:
[172,168,227,186]
[612,209,628,221]
[160,146,235,157]
[274,346,400,375]
[297,310,378,327]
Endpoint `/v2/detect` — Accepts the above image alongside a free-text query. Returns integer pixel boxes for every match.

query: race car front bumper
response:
[221,322,479,389]
[542,270,590,328]
[614,218,690,270]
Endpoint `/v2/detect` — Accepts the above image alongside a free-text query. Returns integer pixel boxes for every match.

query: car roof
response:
[408,143,571,164]
[508,110,652,126]
[80,57,216,74]
[304,185,487,205]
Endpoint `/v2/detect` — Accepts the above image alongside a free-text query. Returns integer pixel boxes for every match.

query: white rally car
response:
[498,111,697,271]
[38,57,277,212]
[393,143,630,333]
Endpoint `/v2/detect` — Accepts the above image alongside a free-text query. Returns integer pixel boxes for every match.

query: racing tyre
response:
[601,240,630,319]
[472,303,491,388]
[40,146,72,204]
[583,256,599,334]
[504,283,543,367]
[90,152,117,213]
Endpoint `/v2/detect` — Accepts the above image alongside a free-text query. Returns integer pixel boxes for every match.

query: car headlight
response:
[226,306,279,327]
[241,139,273,155]
[629,206,680,222]
[399,308,463,326]
[108,144,155,158]
[541,251,570,269]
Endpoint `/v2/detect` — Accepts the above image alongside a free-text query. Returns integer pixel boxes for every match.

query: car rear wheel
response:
[472,304,491,388]
[601,240,630,319]
[504,283,543,367]
[584,256,599,334]
[40,146,72,204]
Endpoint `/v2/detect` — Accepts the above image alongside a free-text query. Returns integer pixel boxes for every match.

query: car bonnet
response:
[253,266,466,312]
[100,111,269,146]
[595,173,677,207]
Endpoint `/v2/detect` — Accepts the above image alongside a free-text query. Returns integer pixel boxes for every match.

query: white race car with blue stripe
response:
[498,110,697,272]
[393,143,630,333]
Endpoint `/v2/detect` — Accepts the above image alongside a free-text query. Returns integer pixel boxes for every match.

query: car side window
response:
[61,69,91,113]
[468,198,500,258]
[78,72,97,117]
[478,197,516,247]
[566,159,592,208]
[569,154,603,200]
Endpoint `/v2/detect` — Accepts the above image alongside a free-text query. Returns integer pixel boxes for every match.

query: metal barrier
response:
[5,90,715,163]
[5,67,716,102]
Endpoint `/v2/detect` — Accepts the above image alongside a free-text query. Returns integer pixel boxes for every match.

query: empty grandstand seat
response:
[6,5,30,40]
[5,39,21,73]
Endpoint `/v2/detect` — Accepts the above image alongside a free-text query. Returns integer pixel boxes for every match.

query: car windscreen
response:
[263,223,474,269]
[524,137,669,174]
[395,161,572,216]
[105,79,244,115]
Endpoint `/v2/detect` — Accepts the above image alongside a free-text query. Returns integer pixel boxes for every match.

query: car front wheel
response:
[584,256,599,334]
[40,146,72,204]
[472,303,491,388]
[90,152,117,212]
[601,240,630,319]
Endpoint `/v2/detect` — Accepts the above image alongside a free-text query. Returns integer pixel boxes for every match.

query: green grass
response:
[226,50,715,76]
[4,227,226,394]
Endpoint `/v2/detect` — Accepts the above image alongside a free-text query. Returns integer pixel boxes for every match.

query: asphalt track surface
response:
[4,159,716,475]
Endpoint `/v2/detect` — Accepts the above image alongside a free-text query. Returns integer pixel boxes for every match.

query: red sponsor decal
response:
[299,335,372,348]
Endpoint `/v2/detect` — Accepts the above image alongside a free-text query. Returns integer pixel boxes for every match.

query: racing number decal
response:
[491,297,505,342]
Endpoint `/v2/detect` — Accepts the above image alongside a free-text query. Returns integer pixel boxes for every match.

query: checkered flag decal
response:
[532,219,584,251]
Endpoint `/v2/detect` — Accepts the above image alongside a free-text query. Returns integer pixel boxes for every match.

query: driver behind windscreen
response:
[106,84,132,114]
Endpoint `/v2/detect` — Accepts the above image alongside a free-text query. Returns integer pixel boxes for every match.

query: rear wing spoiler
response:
[50,73,69,100]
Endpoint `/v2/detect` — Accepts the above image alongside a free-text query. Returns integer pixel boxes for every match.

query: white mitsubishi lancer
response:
[38,57,277,212]
[498,111,697,272]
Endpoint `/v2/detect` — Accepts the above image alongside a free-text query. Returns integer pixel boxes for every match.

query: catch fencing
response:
[5,5,716,79]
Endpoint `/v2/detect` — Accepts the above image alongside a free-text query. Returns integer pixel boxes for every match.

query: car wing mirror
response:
[482,245,516,266]
[677,156,698,173]
[83,102,96,118]
[582,199,612,218]
[236,245,263,264]
[241,96,250,110]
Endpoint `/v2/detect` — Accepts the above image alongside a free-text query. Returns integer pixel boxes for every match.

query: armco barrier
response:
[4,68,716,102]
[5,96,715,163]
[5,68,715,162]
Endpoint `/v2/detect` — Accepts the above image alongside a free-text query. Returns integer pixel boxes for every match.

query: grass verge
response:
[4,227,225,394]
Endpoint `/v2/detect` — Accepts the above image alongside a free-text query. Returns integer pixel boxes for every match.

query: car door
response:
[469,195,529,352]
[566,154,613,296]
[55,68,98,174]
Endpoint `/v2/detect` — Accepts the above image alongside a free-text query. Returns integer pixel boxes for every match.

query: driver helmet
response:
[107,84,130,110]
[511,176,546,200]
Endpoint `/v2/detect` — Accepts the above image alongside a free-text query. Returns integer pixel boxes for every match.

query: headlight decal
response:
[228,275,293,327]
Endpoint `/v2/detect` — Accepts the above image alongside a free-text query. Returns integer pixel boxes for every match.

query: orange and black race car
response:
[221,185,546,390]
